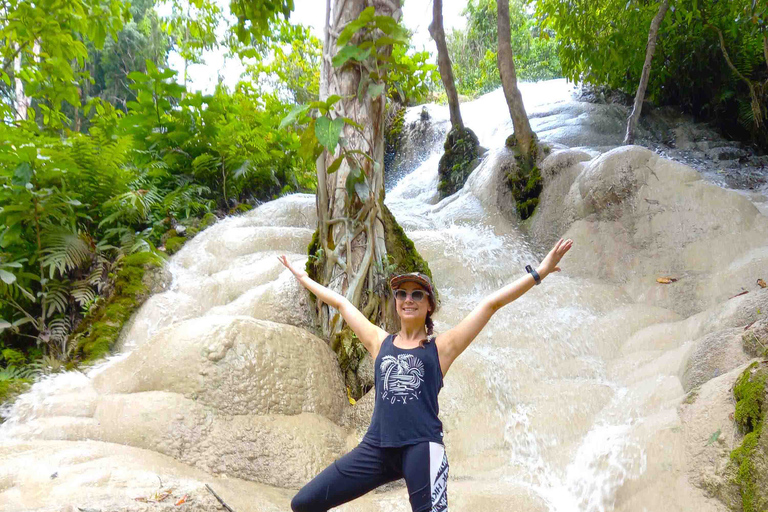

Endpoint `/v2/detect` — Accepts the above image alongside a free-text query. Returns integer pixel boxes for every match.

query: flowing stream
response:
[2,79,767,512]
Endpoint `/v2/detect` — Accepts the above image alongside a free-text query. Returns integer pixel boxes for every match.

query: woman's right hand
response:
[278,255,308,281]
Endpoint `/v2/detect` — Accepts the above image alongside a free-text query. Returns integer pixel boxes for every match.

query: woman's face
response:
[394,282,431,322]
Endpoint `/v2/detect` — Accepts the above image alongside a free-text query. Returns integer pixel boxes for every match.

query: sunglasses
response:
[394,289,427,302]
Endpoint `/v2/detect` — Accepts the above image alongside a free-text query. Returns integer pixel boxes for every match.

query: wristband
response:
[525,265,541,285]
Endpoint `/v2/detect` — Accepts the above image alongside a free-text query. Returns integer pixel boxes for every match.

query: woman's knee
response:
[290,487,320,512]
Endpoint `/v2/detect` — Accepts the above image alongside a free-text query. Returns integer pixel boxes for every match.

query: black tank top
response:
[363,333,445,447]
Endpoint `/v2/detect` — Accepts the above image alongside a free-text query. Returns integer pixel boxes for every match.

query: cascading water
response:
[2,79,767,512]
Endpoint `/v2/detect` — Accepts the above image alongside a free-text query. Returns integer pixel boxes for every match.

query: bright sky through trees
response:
[160,0,466,93]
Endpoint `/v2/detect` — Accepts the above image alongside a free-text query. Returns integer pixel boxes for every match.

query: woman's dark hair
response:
[425,311,434,337]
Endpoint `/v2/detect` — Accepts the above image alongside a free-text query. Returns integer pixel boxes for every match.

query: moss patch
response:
[728,361,768,512]
[71,251,165,364]
[437,127,480,198]
[331,326,371,400]
[504,134,543,220]
[165,236,186,255]
[384,105,406,175]
[0,379,31,409]
[229,203,253,215]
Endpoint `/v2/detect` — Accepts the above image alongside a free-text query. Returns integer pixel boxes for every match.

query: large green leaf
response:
[315,117,344,154]
[279,104,311,130]
[12,163,33,187]
[0,269,16,285]
[332,45,371,67]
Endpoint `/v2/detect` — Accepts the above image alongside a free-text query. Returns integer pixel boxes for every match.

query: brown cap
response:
[389,272,438,313]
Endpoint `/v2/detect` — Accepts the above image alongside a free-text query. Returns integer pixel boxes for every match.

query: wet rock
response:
[742,318,768,358]
[92,316,347,423]
[526,146,768,317]
[680,326,753,392]
[437,127,481,199]
[707,146,749,162]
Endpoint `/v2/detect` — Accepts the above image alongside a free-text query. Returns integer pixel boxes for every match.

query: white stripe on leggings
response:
[429,442,449,511]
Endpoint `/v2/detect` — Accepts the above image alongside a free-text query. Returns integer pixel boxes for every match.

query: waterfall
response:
[1,79,767,512]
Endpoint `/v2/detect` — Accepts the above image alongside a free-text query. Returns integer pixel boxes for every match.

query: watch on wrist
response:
[525,265,541,285]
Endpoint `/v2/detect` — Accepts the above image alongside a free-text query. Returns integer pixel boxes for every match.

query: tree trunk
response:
[496,0,536,164]
[313,0,401,340]
[14,47,30,121]
[624,0,670,144]
[428,0,463,129]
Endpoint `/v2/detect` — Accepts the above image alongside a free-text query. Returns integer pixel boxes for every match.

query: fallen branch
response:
[205,484,236,512]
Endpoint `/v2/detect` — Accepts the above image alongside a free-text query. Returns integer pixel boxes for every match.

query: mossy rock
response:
[504,134,543,220]
[71,251,165,364]
[200,212,219,229]
[384,105,406,175]
[743,319,768,358]
[229,203,253,215]
[727,361,768,512]
[160,229,178,245]
[165,236,187,255]
[437,127,481,199]
[0,379,31,410]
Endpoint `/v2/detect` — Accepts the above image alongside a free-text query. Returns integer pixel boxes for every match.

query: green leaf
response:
[315,117,344,154]
[332,45,371,67]
[0,269,16,285]
[0,319,11,331]
[127,71,149,82]
[373,16,399,35]
[367,82,385,98]
[325,95,342,109]
[327,155,344,174]
[342,117,364,131]
[345,165,364,198]
[279,104,311,130]
[337,6,375,46]
[12,163,33,187]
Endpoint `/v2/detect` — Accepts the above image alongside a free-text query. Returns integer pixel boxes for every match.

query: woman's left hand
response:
[539,238,573,275]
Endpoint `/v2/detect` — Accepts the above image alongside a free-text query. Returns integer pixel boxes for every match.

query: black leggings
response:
[290,438,449,512]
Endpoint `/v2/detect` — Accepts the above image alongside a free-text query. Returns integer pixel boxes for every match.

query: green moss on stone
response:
[728,361,768,512]
[381,203,433,282]
[386,105,406,155]
[0,379,31,409]
[200,212,219,229]
[437,127,480,199]
[165,236,186,255]
[229,203,253,215]
[504,134,543,220]
[72,251,165,364]
[332,326,370,399]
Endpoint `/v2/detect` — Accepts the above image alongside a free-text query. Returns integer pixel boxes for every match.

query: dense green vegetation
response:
[447,0,561,98]
[536,0,768,149]
[0,0,318,384]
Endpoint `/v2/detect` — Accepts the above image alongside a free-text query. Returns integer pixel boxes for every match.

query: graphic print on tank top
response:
[380,353,425,404]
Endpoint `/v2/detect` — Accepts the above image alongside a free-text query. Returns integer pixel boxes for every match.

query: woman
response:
[278,237,573,512]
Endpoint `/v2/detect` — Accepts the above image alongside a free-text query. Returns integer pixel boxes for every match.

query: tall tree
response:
[497,0,536,165]
[310,0,432,343]
[428,0,463,129]
[624,0,670,144]
[429,0,480,199]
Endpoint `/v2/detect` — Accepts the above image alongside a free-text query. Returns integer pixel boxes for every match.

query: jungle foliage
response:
[446,0,561,98]
[536,0,768,149]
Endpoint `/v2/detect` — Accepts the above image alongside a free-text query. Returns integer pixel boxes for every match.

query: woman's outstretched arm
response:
[278,255,388,356]
[435,238,573,376]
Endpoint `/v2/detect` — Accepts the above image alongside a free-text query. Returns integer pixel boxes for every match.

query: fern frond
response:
[41,227,94,279]
[71,279,96,308]
[42,280,70,318]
